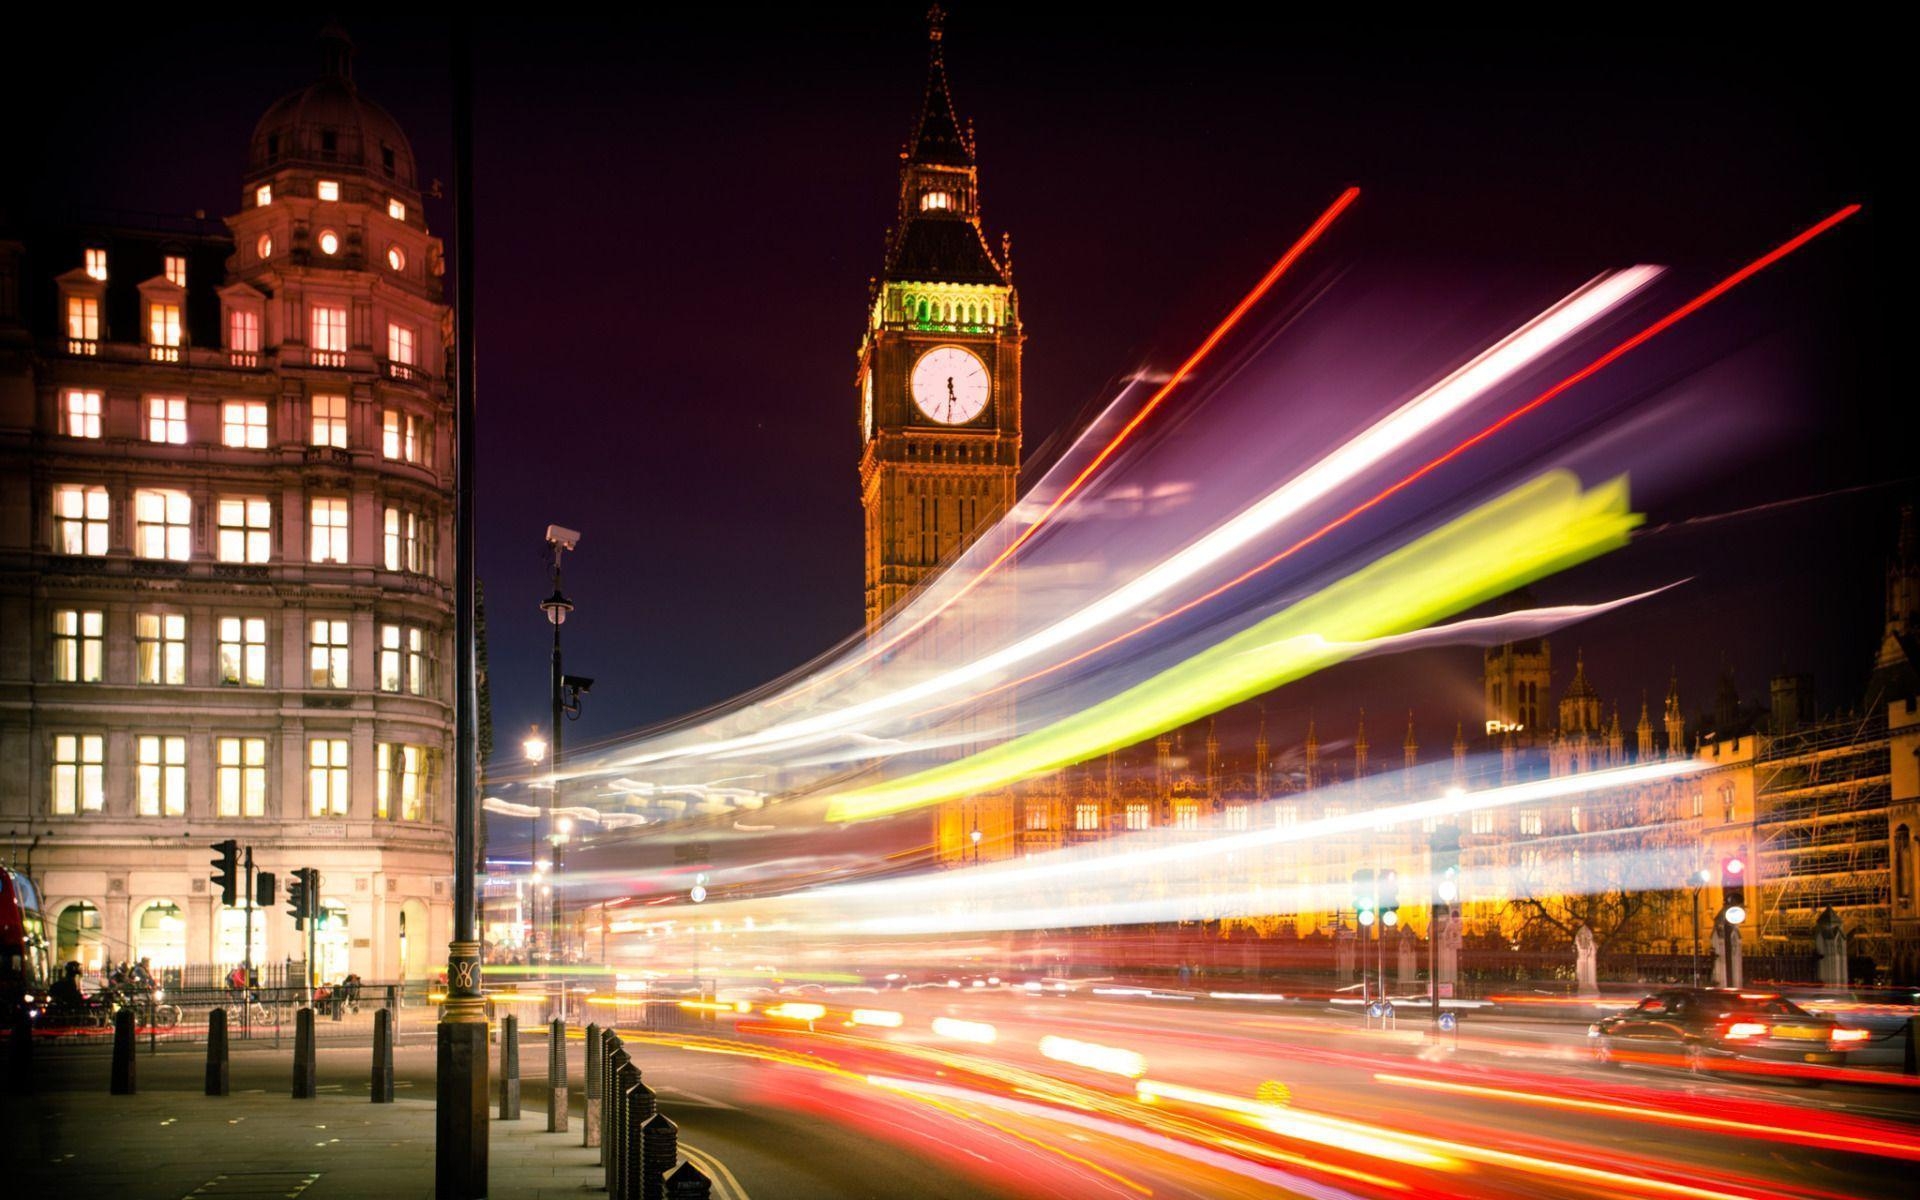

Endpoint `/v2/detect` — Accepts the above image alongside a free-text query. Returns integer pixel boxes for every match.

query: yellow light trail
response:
[829,469,1641,821]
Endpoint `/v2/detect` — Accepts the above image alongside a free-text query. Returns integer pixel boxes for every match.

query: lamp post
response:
[552,817,573,965]
[1688,868,1711,987]
[538,526,586,968]
[970,822,982,866]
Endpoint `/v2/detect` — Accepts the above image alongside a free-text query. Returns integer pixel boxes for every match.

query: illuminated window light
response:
[164,255,187,288]
[317,179,340,202]
[765,1002,825,1022]
[84,248,107,281]
[318,230,340,256]
[387,245,406,271]
[257,234,273,260]
[920,191,951,211]
[388,198,405,221]
[256,184,272,207]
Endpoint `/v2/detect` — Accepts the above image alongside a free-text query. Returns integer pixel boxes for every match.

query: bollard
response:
[499,1012,521,1119]
[611,1058,638,1198]
[205,1007,229,1096]
[9,1009,35,1096]
[292,1006,316,1099]
[547,1017,570,1132]
[640,1111,678,1200]
[663,1160,713,1200]
[110,1006,136,1094]
[371,1008,394,1102]
[583,1023,602,1148]
[601,1037,624,1169]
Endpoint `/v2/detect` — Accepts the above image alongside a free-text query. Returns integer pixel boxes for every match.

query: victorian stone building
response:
[0,29,455,983]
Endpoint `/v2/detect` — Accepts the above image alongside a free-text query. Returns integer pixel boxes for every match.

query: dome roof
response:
[247,27,418,195]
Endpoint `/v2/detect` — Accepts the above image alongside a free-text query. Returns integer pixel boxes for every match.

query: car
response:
[1588,987,1872,1075]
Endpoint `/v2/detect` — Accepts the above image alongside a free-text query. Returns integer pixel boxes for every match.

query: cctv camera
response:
[546,525,581,551]
[563,674,594,694]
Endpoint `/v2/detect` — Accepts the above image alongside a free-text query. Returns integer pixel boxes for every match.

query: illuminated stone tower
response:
[857,5,1023,631]
[1485,631,1551,747]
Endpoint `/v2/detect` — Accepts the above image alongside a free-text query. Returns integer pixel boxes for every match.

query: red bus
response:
[2,866,51,1022]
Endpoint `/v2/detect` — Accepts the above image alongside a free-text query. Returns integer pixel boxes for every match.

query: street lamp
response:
[1688,868,1712,987]
[970,823,982,866]
[538,525,584,969]
[522,728,547,765]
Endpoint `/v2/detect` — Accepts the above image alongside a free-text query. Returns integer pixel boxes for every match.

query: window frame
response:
[133,488,192,561]
[53,733,106,814]
[135,612,188,686]
[217,615,268,687]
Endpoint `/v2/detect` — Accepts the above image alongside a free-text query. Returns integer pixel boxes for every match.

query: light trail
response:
[825,469,1642,820]
[817,186,1363,685]
[603,270,1655,778]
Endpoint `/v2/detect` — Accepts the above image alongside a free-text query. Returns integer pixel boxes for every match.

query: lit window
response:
[382,410,420,462]
[84,248,107,281]
[308,738,349,817]
[387,197,405,220]
[1026,805,1051,831]
[217,737,268,817]
[66,296,99,349]
[387,323,415,366]
[63,390,103,438]
[1225,804,1251,831]
[309,618,349,688]
[310,304,347,360]
[53,484,109,555]
[408,627,433,696]
[229,309,261,353]
[309,497,348,563]
[134,489,191,560]
[1173,800,1200,831]
[387,245,405,271]
[256,184,272,207]
[384,506,429,573]
[317,179,340,202]
[920,191,951,211]
[221,400,269,448]
[1471,808,1495,835]
[379,624,404,692]
[377,743,428,821]
[1692,791,1705,818]
[1569,805,1583,833]
[1074,803,1101,832]
[1520,809,1543,836]
[137,735,187,817]
[257,234,273,259]
[311,394,348,448]
[147,396,188,444]
[135,613,187,685]
[52,610,104,683]
[1276,805,1298,829]
[148,302,182,360]
[217,497,272,563]
[53,734,105,814]
[1125,803,1151,831]
[164,255,187,287]
[318,230,340,256]
[218,616,267,687]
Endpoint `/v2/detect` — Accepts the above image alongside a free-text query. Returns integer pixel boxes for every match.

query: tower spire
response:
[908,5,973,166]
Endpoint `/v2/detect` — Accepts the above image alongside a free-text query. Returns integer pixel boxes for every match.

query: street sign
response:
[1438,1011,1458,1033]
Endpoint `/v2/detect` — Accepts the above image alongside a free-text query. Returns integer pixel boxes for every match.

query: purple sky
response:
[9,11,1900,780]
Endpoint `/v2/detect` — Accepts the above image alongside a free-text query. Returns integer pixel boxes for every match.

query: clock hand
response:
[947,377,956,420]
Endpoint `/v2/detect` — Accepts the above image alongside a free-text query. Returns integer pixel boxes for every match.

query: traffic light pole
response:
[243,846,255,1036]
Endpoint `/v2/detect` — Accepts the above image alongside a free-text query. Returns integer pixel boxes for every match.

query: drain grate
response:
[184,1172,321,1198]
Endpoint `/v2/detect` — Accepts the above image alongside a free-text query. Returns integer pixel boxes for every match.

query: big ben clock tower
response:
[858,6,1023,632]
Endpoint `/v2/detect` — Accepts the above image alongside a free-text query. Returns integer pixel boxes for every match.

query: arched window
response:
[1897,824,1914,908]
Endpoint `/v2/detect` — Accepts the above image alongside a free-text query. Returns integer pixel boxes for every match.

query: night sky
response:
[9,11,1901,778]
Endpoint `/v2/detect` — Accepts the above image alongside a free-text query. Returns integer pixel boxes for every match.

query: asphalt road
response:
[18,991,1920,1199]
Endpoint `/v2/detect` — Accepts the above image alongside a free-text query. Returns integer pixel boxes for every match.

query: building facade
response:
[0,30,456,984]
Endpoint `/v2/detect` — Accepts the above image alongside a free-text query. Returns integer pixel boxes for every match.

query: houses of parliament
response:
[858,12,1920,984]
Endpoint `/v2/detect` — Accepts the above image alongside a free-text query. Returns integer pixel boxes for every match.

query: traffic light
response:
[1352,868,1377,927]
[256,870,276,909]
[1431,823,1462,914]
[1380,869,1400,928]
[1721,856,1747,925]
[210,839,239,908]
[287,867,319,930]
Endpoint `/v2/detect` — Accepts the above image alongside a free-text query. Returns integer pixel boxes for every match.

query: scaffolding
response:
[1754,713,1892,958]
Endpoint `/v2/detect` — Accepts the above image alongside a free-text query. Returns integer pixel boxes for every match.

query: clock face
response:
[910,346,990,425]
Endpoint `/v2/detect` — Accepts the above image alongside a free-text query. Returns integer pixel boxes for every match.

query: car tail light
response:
[1724,1021,1769,1040]
[1830,1027,1870,1045]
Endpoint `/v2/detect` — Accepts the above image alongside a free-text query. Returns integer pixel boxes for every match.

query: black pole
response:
[548,573,563,967]
[205,1007,229,1096]
[110,1007,135,1094]
[372,1007,394,1103]
[292,1007,316,1099]
[437,19,490,1199]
